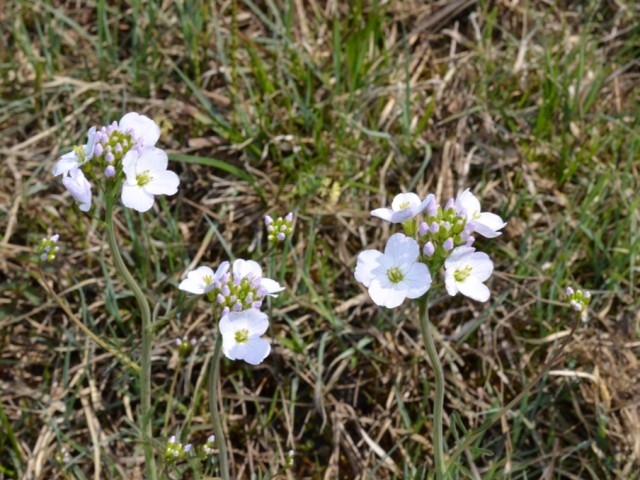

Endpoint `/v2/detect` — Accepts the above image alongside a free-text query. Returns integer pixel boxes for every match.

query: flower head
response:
[354,233,432,308]
[444,246,494,302]
[179,263,229,295]
[265,212,294,243]
[62,168,92,212]
[52,126,97,177]
[455,189,506,238]
[37,234,60,262]
[121,147,179,212]
[165,435,191,463]
[219,309,271,365]
[565,286,591,313]
[371,193,435,224]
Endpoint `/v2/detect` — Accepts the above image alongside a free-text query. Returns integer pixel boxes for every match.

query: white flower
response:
[62,168,92,212]
[371,193,435,223]
[118,112,160,150]
[232,259,284,297]
[219,309,271,365]
[53,126,97,176]
[444,246,494,302]
[354,233,432,308]
[121,147,179,212]
[455,189,506,238]
[179,262,230,295]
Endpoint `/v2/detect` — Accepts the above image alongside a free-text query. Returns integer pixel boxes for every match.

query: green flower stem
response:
[418,296,446,479]
[104,198,157,480]
[209,333,230,480]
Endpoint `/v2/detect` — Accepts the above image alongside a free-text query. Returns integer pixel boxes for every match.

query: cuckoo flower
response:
[121,147,179,212]
[455,189,506,238]
[444,246,494,302]
[371,193,435,223]
[355,233,432,308]
[219,309,271,365]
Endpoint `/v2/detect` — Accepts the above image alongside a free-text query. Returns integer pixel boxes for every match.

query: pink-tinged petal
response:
[458,278,490,302]
[391,192,421,211]
[445,246,476,266]
[368,281,406,308]
[233,259,263,279]
[219,314,239,336]
[370,207,394,221]
[354,250,383,287]
[144,170,179,196]
[473,212,506,238]
[403,262,432,299]
[53,152,80,176]
[444,271,459,297]
[244,309,269,335]
[384,233,419,266]
[455,189,480,217]
[122,151,138,183]
[469,253,494,282]
[119,112,160,149]
[214,261,230,281]
[137,147,168,173]
[62,168,92,211]
[121,184,155,212]
[241,338,271,365]
[260,278,284,296]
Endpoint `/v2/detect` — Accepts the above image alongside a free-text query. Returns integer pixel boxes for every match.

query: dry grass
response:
[1,0,639,479]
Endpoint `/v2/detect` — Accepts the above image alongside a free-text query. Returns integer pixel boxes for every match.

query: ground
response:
[1,1,639,479]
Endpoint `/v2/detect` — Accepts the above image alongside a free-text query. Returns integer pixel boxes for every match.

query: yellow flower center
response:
[234,328,250,344]
[454,265,473,282]
[387,267,404,284]
[136,170,152,186]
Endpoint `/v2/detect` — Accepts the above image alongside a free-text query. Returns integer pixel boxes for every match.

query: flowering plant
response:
[354,190,505,479]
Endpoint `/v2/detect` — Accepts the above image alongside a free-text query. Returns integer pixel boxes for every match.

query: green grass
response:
[1,0,639,478]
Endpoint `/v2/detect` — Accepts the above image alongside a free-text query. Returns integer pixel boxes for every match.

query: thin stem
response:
[37,266,140,373]
[208,333,230,480]
[418,296,446,480]
[104,198,157,480]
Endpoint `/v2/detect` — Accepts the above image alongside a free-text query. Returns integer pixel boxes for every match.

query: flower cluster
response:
[53,113,179,213]
[265,212,294,243]
[37,234,60,262]
[55,446,71,466]
[202,435,216,457]
[165,435,192,463]
[179,258,284,365]
[565,287,591,312]
[175,336,197,357]
[356,190,505,306]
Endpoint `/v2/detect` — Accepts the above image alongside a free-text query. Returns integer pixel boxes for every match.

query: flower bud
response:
[423,241,435,257]
[443,238,454,251]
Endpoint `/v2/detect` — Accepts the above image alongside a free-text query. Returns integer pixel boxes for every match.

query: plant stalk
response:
[209,333,230,480]
[105,198,157,480]
[419,296,446,479]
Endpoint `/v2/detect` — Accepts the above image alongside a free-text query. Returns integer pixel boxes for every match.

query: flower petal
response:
[53,152,80,176]
[244,308,270,335]
[121,184,155,212]
[145,170,179,196]
[370,207,394,222]
[455,189,480,218]
[137,147,168,174]
[468,253,494,282]
[241,338,271,365]
[122,151,138,184]
[384,233,419,266]
[260,278,285,296]
[471,212,506,238]
[391,192,421,211]
[368,280,406,308]
[354,249,383,287]
[444,270,459,297]
[179,266,215,294]
[458,278,490,302]
[403,262,432,299]
[233,259,262,280]
[119,112,160,149]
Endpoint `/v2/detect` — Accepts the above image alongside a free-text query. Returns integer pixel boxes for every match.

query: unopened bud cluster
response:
[202,435,216,456]
[418,199,474,262]
[55,446,71,466]
[90,122,142,179]
[37,234,60,262]
[175,336,197,356]
[265,212,293,243]
[565,287,591,312]
[165,435,192,463]
[207,267,267,316]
